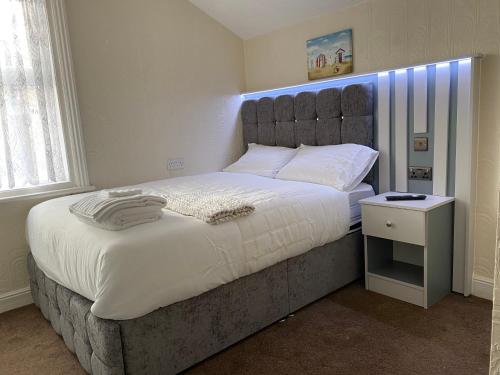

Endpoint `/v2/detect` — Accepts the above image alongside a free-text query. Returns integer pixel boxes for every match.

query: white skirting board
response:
[0,287,33,314]
[471,276,493,301]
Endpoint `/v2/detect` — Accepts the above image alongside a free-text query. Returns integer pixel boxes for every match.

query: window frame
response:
[0,0,91,201]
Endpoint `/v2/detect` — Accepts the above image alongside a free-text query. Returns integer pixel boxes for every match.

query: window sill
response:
[0,185,95,203]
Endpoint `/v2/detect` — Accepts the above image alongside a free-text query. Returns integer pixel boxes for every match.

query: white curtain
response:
[0,0,68,191]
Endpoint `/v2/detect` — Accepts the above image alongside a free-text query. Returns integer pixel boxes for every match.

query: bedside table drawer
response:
[362,205,426,245]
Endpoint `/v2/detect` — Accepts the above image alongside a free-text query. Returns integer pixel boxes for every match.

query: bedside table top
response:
[359,192,454,212]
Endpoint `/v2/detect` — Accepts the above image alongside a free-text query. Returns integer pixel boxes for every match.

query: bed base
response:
[27,230,363,375]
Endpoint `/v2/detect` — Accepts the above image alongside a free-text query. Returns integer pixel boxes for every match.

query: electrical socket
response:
[167,158,184,170]
[408,166,432,181]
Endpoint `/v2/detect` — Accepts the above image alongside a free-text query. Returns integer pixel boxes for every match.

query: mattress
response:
[27,172,351,320]
[349,183,375,225]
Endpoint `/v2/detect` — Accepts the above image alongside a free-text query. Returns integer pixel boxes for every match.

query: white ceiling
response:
[189,0,365,40]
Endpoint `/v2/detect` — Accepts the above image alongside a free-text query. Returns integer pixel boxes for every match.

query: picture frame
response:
[306,29,353,80]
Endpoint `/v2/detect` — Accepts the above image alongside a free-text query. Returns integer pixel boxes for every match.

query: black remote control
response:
[385,194,427,201]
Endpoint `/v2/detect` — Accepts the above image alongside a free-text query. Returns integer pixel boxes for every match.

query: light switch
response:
[414,137,428,151]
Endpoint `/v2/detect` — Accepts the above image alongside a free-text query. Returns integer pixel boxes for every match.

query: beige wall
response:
[67,0,245,188]
[0,0,244,300]
[0,198,43,296]
[244,0,500,283]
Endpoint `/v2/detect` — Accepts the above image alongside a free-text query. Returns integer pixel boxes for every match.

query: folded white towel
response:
[69,191,166,230]
[76,205,164,231]
[107,188,143,198]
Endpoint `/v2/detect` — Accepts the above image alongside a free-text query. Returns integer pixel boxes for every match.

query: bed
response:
[27,83,375,375]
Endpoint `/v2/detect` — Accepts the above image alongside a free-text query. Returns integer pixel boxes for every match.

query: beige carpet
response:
[0,282,492,375]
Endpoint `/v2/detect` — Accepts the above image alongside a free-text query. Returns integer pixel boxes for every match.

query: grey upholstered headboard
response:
[241,83,374,148]
[240,83,375,181]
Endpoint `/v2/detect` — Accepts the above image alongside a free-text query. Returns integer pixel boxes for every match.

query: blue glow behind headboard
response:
[241,56,475,198]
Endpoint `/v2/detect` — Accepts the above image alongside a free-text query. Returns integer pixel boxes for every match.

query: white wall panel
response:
[433,63,451,196]
[453,59,473,294]
[394,69,408,192]
[413,67,428,133]
[377,72,391,193]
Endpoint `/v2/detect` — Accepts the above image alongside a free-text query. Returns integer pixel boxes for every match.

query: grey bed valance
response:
[241,83,374,148]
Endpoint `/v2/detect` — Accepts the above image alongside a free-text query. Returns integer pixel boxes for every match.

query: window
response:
[0,0,88,199]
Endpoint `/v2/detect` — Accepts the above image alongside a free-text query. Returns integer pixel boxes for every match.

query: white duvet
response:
[27,172,350,320]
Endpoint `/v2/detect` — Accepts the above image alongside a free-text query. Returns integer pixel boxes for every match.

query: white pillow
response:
[223,143,298,178]
[276,143,379,191]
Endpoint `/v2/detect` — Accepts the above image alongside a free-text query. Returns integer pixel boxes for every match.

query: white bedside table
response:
[359,192,454,308]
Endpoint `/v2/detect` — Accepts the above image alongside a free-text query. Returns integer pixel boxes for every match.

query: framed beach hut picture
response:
[306,29,353,80]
